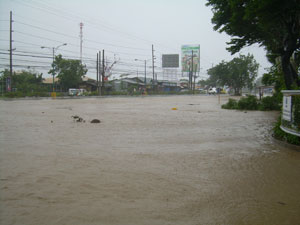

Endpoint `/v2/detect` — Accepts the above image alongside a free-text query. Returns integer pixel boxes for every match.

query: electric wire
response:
[13,0,178,52]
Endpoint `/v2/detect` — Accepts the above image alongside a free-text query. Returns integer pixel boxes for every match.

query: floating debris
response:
[72,115,85,123]
[90,119,101,123]
[172,108,178,110]
[76,117,84,122]
[277,201,286,205]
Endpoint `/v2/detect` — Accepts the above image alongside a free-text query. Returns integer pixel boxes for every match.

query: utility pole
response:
[96,52,99,94]
[144,60,146,87]
[41,43,67,93]
[8,11,13,92]
[98,50,101,96]
[195,46,200,93]
[193,67,196,94]
[52,47,55,92]
[79,22,84,63]
[152,44,155,91]
[102,49,105,95]
[191,50,194,91]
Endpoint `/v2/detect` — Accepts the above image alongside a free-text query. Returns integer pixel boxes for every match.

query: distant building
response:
[42,77,60,91]
[79,76,98,92]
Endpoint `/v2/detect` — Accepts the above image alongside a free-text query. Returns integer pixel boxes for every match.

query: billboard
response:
[181,45,200,72]
[162,54,179,68]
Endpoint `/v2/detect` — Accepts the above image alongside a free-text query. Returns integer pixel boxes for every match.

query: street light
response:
[41,43,67,92]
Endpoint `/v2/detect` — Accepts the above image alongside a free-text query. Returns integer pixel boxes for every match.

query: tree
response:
[206,0,300,89]
[206,60,230,87]
[49,55,87,91]
[207,54,259,95]
[0,69,45,93]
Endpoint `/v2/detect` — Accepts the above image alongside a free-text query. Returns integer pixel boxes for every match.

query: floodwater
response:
[0,95,300,225]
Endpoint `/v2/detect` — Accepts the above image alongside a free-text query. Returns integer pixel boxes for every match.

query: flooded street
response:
[1,95,300,225]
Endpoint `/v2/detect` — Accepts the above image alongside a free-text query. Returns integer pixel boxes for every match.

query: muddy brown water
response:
[0,95,300,225]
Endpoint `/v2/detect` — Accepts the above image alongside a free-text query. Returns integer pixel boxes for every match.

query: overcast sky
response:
[0,0,271,81]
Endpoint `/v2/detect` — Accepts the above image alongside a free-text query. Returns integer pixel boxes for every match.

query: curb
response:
[272,136,300,151]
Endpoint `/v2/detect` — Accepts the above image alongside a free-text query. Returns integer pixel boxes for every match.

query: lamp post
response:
[41,43,67,92]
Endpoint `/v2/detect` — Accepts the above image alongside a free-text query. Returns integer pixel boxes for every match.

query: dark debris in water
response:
[72,115,85,123]
[71,115,100,123]
[277,201,286,205]
[90,119,101,123]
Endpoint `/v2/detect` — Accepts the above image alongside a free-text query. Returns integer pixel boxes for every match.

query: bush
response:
[237,95,259,110]
[293,96,300,129]
[26,92,49,97]
[259,96,281,111]
[222,95,282,111]
[88,91,99,96]
[4,91,25,98]
[222,98,238,109]
[55,92,66,97]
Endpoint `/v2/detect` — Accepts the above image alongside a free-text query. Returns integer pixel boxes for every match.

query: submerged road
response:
[0,95,299,224]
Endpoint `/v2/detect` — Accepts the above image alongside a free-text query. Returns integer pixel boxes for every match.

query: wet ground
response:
[0,95,300,225]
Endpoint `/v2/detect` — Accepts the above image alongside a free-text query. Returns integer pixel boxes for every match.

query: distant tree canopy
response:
[207,54,259,95]
[0,69,45,93]
[206,0,300,89]
[49,55,87,91]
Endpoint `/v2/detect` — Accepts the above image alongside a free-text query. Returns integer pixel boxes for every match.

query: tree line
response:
[0,55,87,96]
[200,54,259,95]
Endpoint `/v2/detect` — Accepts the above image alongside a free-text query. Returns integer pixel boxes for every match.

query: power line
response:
[13,0,178,52]
[0,57,51,65]
[0,63,51,69]
[13,30,153,57]
[15,19,150,51]
[14,31,67,45]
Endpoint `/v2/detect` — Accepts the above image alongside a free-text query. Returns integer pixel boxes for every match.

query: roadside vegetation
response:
[202,54,259,96]
[207,0,300,146]
[222,95,281,111]
[0,69,49,97]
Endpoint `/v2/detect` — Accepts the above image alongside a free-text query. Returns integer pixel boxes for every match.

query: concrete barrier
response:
[281,90,300,137]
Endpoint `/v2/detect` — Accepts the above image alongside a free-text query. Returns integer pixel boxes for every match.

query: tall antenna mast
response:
[79,22,84,63]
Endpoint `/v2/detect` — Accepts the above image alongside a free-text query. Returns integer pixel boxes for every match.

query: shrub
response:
[55,92,66,97]
[4,91,25,98]
[259,96,281,111]
[237,95,259,110]
[88,91,99,96]
[26,92,49,97]
[293,96,300,129]
[222,98,238,109]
